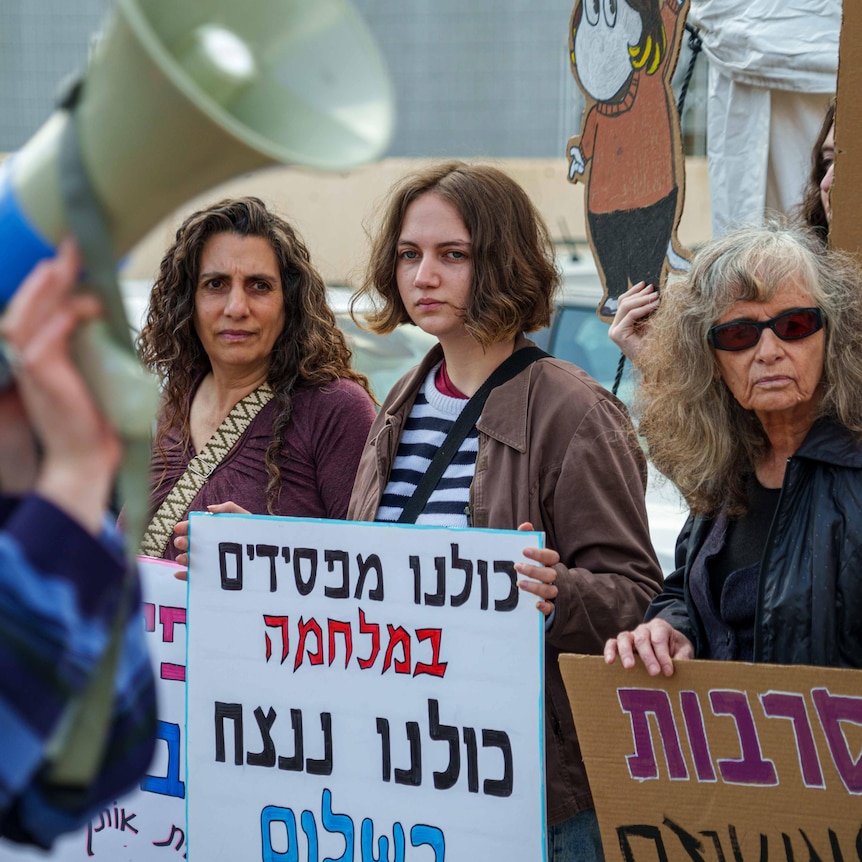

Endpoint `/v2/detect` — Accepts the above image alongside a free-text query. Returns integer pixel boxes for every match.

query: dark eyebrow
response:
[198,270,278,282]
[396,239,471,249]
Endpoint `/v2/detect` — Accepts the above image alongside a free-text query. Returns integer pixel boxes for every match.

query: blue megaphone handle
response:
[0,160,56,308]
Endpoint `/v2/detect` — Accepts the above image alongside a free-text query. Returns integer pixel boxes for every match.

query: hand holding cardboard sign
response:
[604,618,694,677]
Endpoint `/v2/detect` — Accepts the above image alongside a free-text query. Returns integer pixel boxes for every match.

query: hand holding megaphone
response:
[0,239,138,534]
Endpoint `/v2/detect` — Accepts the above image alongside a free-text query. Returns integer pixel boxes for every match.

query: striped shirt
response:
[376,362,478,527]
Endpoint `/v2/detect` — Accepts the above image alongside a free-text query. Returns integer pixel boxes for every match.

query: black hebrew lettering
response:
[477,559,489,609]
[376,700,514,796]
[427,558,446,607]
[408,550,516,610]
[727,824,768,862]
[698,831,726,862]
[450,543,472,607]
[662,816,707,861]
[218,543,243,590]
[618,825,669,862]
[410,556,422,605]
[214,702,243,764]
[293,547,318,595]
[306,712,333,776]
[463,726,479,793]
[324,549,350,599]
[246,706,277,767]
[429,698,460,790]
[394,721,422,786]
[493,560,519,611]
[376,717,392,782]
[252,544,279,591]
[355,553,384,601]
[277,708,304,772]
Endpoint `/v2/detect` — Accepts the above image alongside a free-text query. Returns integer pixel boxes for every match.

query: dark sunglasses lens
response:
[714,324,758,350]
[773,310,820,340]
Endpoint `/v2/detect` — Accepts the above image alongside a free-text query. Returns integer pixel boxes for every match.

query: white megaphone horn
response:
[0,0,394,305]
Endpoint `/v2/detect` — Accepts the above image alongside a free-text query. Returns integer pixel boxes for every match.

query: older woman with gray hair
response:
[606,221,862,673]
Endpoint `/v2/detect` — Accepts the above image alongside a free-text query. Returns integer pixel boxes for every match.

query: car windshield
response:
[336,314,437,402]
[542,305,638,409]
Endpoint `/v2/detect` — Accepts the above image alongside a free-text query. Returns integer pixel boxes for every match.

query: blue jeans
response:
[547,808,605,862]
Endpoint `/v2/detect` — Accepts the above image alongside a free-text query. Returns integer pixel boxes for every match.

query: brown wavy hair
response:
[138,196,371,511]
[352,161,559,347]
[794,98,835,245]
[637,219,862,517]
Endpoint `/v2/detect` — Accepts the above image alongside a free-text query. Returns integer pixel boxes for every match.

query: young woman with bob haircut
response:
[348,161,663,862]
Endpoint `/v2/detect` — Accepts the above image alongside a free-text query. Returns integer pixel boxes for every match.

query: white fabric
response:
[690,0,839,235]
[706,69,832,235]
[690,0,840,92]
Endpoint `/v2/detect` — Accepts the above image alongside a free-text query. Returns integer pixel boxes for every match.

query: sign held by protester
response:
[560,655,862,862]
[186,514,545,860]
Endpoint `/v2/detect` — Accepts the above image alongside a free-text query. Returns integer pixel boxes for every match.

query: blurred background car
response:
[122,263,686,573]
[532,242,639,405]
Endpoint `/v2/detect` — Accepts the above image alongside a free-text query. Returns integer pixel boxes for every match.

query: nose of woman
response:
[223,282,250,317]
[414,255,440,289]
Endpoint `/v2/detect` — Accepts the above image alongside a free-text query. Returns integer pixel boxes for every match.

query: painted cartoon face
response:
[574,0,644,102]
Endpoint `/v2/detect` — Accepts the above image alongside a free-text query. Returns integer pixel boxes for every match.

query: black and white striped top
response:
[375,362,479,527]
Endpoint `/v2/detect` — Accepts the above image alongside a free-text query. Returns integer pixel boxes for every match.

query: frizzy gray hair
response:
[636,219,862,516]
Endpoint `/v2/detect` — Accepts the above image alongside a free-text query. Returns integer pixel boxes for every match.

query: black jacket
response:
[646,418,862,667]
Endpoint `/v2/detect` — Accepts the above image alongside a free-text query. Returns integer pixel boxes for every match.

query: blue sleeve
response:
[0,494,157,848]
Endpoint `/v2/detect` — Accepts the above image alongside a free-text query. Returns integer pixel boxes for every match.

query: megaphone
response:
[0,0,393,558]
[0,0,394,303]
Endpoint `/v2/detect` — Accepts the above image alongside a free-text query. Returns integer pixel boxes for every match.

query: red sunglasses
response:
[709,308,824,352]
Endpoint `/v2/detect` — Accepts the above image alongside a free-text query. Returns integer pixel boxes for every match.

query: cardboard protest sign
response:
[560,654,862,862]
[1,557,188,861]
[566,0,692,321]
[185,514,545,861]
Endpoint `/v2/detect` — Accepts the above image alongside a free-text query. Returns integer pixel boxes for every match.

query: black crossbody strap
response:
[398,346,549,524]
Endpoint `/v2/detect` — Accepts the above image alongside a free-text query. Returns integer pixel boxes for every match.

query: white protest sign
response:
[0,557,187,861]
[186,514,545,861]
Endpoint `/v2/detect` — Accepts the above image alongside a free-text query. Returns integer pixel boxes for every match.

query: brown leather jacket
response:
[348,336,663,825]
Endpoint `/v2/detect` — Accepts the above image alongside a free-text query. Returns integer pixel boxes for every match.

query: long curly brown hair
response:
[138,196,371,511]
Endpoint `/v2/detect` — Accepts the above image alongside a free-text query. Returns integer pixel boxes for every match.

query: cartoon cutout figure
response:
[567,0,691,321]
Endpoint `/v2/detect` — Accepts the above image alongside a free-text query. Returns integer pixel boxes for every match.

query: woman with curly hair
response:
[347,161,663,862]
[137,197,376,560]
[606,220,862,673]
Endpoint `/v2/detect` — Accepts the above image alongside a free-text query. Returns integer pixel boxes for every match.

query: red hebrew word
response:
[295,618,324,671]
[328,619,353,668]
[357,608,380,670]
[259,607,447,678]
[264,615,289,664]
